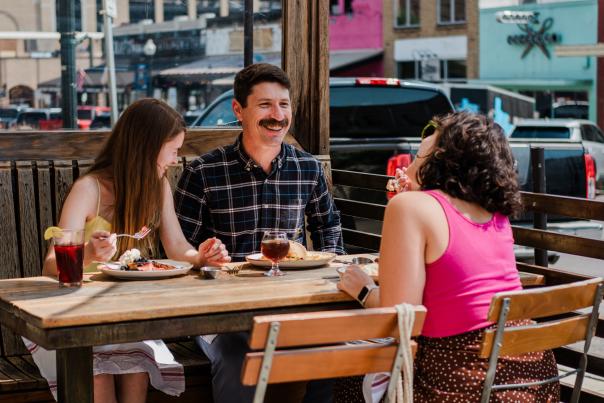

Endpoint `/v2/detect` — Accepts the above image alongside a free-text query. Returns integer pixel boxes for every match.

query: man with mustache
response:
[174,63,344,403]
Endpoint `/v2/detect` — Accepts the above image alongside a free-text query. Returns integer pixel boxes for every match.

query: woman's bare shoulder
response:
[389,191,440,212]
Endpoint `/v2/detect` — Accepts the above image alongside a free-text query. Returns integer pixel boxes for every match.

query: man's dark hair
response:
[418,112,522,217]
[233,63,291,107]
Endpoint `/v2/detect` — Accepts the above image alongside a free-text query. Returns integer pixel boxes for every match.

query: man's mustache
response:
[259,118,289,128]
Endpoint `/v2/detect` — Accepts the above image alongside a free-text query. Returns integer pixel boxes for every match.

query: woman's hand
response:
[86,231,117,264]
[337,265,375,301]
[198,237,231,267]
[387,168,413,193]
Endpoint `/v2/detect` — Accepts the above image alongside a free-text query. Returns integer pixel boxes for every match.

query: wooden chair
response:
[479,277,603,403]
[241,304,426,403]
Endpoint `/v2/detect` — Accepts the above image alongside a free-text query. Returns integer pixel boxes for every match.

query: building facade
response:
[479,0,598,121]
[383,0,479,82]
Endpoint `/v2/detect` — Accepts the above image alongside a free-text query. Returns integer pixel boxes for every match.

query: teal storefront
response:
[479,0,598,122]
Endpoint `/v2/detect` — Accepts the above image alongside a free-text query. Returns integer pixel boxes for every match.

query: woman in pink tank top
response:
[338,112,559,402]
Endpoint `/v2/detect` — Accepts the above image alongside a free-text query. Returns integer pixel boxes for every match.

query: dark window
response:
[553,105,588,119]
[77,110,93,120]
[447,60,467,79]
[397,61,417,79]
[0,109,18,118]
[330,86,452,138]
[196,98,238,127]
[510,127,571,139]
[344,0,354,14]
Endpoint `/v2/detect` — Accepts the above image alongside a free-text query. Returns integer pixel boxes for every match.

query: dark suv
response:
[191,77,453,175]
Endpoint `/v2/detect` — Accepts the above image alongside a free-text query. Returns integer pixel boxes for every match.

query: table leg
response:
[57,346,93,403]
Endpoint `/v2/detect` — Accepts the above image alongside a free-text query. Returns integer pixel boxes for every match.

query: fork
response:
[115,226,152,240]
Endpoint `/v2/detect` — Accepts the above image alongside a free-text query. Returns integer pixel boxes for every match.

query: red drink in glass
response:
[261,239,290,262]
[55,244,84,286]
[52,229,85,287]
[261,231,289,277]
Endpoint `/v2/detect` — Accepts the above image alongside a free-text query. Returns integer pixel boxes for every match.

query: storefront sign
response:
[496,11,539,24]
[114,30,205,58]
[507,17,561,59]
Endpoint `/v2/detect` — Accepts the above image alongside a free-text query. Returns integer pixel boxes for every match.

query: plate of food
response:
[337,263,379,280]
[98,249,192,280]
[245,241,336,269]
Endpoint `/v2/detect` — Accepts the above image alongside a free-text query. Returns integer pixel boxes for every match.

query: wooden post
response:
[57,346,93,403]
[282,0,330,155]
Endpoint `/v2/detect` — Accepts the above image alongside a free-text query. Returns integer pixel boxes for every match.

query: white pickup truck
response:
[510,119,604,192]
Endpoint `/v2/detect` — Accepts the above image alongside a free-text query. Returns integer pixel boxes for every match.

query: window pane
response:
[344,0,353,14]
[454,0,466,22]
[397,61,416,79]
[510,127,571,140]
[330,87,453,138]
[397,0,408,26]
[330,0,341,15]
[447,60,467,79]
[410,0,420,25]
[439,0,451,23]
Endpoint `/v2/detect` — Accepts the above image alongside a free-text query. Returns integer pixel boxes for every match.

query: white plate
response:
[337,263,379,280]
[98,259,193,280]
[245,252,336,269]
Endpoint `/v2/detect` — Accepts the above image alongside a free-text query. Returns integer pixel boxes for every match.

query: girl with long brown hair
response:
[29,98,230,403]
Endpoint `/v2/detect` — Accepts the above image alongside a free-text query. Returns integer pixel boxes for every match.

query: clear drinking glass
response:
[261,231,290,277]
[53,229,85,287]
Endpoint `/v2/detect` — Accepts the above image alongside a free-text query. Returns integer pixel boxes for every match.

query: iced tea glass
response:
[261,231,289,277]
[53,229,85,287]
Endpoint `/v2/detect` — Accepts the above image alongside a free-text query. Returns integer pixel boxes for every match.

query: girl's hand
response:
[198,237,231,266]
[337,265,375,300]
[87,231,117,262]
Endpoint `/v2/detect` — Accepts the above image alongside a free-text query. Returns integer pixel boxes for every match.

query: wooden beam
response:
[282,0,330,155]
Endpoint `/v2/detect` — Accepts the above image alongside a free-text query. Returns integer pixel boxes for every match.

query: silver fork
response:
[115,226,152,240]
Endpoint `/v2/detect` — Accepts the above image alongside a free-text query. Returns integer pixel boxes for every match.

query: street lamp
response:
[143,39,157,96]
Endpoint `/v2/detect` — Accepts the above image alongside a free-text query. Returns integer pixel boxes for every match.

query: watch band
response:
[357,284,377,306]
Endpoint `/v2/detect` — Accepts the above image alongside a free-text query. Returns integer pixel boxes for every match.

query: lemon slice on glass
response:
[44,226,64,240]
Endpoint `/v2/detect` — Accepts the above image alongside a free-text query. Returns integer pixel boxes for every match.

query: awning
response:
[329,49,383,70]
[178,49,384,86]
[158,52,281,82]
[38,67,137,93]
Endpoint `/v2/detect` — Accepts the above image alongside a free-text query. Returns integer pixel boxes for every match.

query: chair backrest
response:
[479,277,603,403]
[241,305,426,403]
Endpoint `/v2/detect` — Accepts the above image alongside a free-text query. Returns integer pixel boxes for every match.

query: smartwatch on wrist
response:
[357,284,378,306]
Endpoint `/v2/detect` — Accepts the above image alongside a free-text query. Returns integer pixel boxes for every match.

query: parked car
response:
[0,105,27,129]
[89,112,112,129]
[16,108,62,130]
[77,106,111,129]
[510,119,604,193]
[552,101,588,120]
[183,110,204,127]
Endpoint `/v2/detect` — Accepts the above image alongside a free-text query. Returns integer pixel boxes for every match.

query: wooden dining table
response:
[0,253,544,403]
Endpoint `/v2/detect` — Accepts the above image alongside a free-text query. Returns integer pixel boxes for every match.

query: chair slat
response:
[53,160,74,220]
[16,162,41,278]
[242,341,417,385]
[248,307,426,350]
[35,161,54,269]
[487,278,602,322]
[479,315,590,358]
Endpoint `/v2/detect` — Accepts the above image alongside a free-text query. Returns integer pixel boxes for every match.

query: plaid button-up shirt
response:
[174,135,345,261]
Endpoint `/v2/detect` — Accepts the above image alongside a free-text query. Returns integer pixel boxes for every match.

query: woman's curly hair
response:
[417,112,522,216]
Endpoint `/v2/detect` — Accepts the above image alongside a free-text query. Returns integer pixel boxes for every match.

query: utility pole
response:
[101,0,118,126]
[58,0,77,129]
[244,0,253,66]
